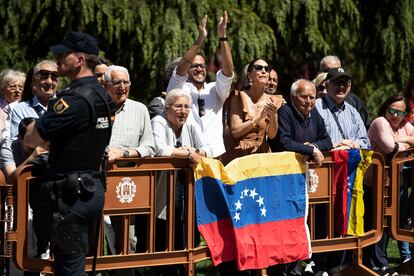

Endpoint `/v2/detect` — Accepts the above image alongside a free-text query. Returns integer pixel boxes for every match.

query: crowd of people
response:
[0,11,413,276]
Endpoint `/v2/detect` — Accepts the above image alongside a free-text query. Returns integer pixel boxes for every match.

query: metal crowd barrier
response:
[0,151,408,275]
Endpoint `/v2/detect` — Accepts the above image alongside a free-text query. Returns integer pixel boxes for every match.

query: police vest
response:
[48,84,114,173]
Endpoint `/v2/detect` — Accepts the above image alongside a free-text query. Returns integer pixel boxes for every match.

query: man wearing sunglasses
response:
[167,11,234,158]
[10,60,59,138]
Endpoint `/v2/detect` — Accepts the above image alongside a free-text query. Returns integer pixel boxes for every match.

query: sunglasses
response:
[252,64,270,73]
[387,107,406,117]
[95,72,104,78]
[37,70,59,81]
[198,98,205,117]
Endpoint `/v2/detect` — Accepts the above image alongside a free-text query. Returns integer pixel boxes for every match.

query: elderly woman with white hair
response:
[151,88,210,255]
[151,88,211,161]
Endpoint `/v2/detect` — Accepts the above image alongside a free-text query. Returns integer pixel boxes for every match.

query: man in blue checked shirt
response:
[315,67,370,150]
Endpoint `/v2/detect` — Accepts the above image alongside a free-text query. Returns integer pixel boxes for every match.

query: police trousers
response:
[51,174,104,276]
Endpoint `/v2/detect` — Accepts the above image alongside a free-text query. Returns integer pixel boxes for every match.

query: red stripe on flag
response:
[234,217,310,270]
[333,150,349,235]
[198,218,237,266]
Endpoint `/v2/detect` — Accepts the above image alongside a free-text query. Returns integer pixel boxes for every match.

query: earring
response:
[248,78,253,86]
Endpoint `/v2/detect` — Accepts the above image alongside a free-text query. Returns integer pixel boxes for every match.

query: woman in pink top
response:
[368,95,413,267]
[369,95,414,155]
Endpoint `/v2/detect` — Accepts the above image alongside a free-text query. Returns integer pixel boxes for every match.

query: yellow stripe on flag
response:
[194,152,306,183]
[348,150,373,236]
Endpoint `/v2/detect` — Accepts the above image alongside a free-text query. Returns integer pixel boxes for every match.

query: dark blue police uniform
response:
[36,76,114,275]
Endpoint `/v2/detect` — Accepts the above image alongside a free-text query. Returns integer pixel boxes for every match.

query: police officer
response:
[23,31,115,275]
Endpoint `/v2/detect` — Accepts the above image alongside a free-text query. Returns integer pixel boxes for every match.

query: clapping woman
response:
[221,58,281,165]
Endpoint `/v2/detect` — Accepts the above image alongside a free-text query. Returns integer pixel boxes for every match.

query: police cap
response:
[50,31,99,55]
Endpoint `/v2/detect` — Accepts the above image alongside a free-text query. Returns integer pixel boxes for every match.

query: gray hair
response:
[0,69,26,88]
[104,65,130,81]
[33,60,57,75]
[290,79,315,95]
[165,88,192,106]
[319,55,341,71]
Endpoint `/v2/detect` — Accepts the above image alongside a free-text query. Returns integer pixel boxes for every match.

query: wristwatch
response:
[123,149,130,158]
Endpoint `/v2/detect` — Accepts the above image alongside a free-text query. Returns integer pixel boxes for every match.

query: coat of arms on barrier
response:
[116,177,137,203]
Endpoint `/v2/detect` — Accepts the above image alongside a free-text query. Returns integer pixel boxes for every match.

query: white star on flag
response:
[243,188,249,197]
[235,200,242,211]
[261,206,267,216]
[256,196,264,206]
[240,191,244,199]
[250,188,258,199]
[234,212,240,222]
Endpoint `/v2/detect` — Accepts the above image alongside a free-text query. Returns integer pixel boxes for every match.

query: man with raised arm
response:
[167,11,234,158]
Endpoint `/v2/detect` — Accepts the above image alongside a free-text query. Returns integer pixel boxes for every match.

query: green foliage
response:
[0,0,414,110]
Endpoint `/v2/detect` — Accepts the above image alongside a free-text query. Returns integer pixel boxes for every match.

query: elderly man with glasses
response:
[167,11,234,158]
[103,65,155,275]
[10,60,59,138]
[315,67,370,150]
[313,67,370,275]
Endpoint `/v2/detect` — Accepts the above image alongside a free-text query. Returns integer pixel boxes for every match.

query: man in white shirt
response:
[167,11,234,157]
[103,65,155,276]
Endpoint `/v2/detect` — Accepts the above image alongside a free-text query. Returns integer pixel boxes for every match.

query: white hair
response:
[165,88,192,106]
[0,69,26,88]
[290,79,315,95]
[33,60,57,75]
[104,65,130,81]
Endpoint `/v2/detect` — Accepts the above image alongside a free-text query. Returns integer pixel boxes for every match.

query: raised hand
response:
[198,14,208,41]
[217,11,228,38]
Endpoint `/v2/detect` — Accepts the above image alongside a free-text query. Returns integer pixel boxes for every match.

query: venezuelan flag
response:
[194,152,311,270]
[332,149,373,236]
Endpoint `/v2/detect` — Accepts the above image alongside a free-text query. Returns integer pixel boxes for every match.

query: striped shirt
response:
[315,95,370,149]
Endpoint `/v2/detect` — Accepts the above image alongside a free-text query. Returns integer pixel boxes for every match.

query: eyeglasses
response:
[387,107,406,117]
[7,84,24,90]
[333,79,351,87]
[197,98,205,117]
[37,70,59,81]
[172,104,190,111]
[95,72,104,78]
[110,80,131,87]
[190,63,206,69]
[252,64,270,73]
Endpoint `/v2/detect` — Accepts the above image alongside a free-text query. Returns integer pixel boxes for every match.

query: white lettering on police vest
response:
[96,117,109,129]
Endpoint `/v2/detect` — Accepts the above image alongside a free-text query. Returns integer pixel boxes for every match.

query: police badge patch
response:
[53,98,70,114]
